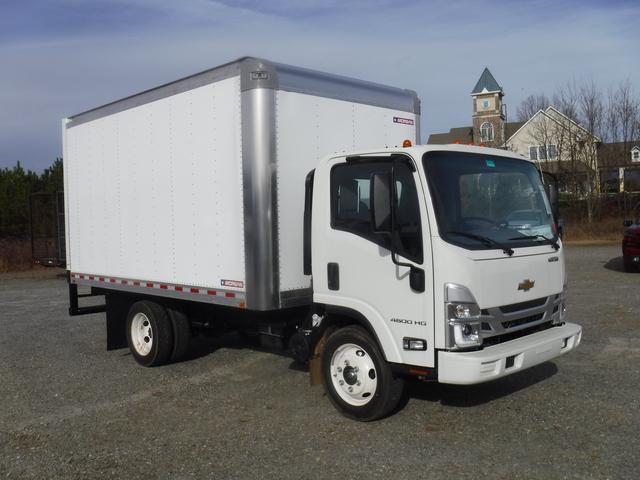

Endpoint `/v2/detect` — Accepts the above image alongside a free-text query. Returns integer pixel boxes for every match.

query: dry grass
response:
[0,238,34,273]
[563,218,625,243]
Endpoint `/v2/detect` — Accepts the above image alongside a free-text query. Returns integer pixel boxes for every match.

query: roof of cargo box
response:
[66,57,420,128]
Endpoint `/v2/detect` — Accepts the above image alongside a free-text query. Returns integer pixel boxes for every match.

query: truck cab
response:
[305,144,581,420]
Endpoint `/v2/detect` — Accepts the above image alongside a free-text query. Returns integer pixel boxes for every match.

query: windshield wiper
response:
[446,231,514,256]
[508,234,560,251]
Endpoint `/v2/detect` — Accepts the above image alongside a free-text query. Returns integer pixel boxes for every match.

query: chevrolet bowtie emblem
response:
[518,279,535,292]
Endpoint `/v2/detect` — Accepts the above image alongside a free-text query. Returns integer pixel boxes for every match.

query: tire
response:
[321,326,405,421]
[624,260,634,273]
[168,308,191,362]
[126,300,174,367]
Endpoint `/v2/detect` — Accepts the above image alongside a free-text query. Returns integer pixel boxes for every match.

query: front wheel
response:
[321,326,405,421]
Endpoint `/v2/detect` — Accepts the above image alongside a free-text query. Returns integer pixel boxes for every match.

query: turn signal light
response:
[403,139,412,147]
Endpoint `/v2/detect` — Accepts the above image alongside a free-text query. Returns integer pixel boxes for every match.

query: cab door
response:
[313,155,434,368]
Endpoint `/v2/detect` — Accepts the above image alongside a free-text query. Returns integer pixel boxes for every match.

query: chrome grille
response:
[480,294,562,341]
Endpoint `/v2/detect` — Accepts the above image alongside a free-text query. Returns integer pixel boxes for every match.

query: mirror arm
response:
[390,251,412,269]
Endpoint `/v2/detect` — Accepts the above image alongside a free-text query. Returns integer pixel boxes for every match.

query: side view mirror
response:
[370,172,392,234]
[410,267,425,293]
[623,219,633,227]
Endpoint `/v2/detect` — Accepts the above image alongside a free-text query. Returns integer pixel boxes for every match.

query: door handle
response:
[327,263,339,291]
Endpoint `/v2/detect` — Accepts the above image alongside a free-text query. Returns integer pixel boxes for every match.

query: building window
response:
[529,145,558,161]
[539,146,547,160]
[482,100,490,109]
[632,149,640,162]
[480,122,494,142]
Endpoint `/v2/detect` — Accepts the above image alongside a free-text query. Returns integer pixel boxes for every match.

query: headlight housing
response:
[558,284,567,323]
[445,283,482,350]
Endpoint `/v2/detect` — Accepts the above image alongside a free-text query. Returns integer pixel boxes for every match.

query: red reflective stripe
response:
[71,274,245,303]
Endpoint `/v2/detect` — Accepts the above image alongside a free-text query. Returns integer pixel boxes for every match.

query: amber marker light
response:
[402,139,412,147]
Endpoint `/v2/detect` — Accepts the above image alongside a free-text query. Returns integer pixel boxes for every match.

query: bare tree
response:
[516,93,550,121]
[515,77,640,224]
[613,79,640,147]
[553,80,580,122]
[576,79,604,220]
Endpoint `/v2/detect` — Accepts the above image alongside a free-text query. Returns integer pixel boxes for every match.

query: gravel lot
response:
[1,244,639,479]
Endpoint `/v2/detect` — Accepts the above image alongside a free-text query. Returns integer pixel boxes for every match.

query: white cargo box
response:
[64,57,420,310]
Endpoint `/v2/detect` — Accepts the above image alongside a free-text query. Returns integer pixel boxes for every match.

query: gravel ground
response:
[1,244,639,479]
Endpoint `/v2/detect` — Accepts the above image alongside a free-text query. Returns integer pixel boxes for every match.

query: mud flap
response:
[106,294,130,350]
[309,329,330,386]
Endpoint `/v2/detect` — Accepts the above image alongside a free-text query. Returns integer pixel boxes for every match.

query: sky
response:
[1,0,639,171]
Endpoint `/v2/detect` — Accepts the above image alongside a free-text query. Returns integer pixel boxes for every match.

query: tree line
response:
[515,79,640,222]
[516,78,640,145]
[0,158,63,238]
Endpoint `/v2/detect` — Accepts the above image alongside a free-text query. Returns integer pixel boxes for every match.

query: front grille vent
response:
[483,321,554,347]
[501,312,544,329]
[499,297,547,314]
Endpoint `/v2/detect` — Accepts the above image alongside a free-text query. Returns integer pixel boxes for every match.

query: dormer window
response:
[632,148,640,163]
[480,122,494,142]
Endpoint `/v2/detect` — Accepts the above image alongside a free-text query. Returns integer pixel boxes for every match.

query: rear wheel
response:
[168,307,191,362]
[126,301,174,367]
[321,326,404,421]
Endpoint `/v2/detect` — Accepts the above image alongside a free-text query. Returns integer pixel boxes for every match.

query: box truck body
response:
[64,57,420,311]
[64,58,580,421]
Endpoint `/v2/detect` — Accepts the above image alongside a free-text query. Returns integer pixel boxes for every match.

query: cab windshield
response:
[423,151,556,250]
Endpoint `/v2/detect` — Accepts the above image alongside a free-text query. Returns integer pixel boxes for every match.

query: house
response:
[597,142,640,192]
[505,105,600,194]
[428,68,640,192]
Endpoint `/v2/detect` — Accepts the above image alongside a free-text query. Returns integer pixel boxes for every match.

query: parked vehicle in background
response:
[622,219,640,272]
[63,57,581,421]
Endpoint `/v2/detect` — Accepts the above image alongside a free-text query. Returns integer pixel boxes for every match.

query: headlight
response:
[451,322,481,348]
[445,284,482,350]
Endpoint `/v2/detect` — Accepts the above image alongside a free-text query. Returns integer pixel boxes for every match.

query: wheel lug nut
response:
[337,367,342,373]
[345,360,350,366]
[348,387,353,392]
[339,380,344,386]
[357,381,361,386]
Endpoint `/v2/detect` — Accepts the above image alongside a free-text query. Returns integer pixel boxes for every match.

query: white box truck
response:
[64,57,581,421]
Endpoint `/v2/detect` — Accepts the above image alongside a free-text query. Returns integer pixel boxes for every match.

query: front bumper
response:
[437,322,582,385]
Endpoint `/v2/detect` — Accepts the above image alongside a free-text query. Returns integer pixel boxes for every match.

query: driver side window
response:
[330,160,423,263]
